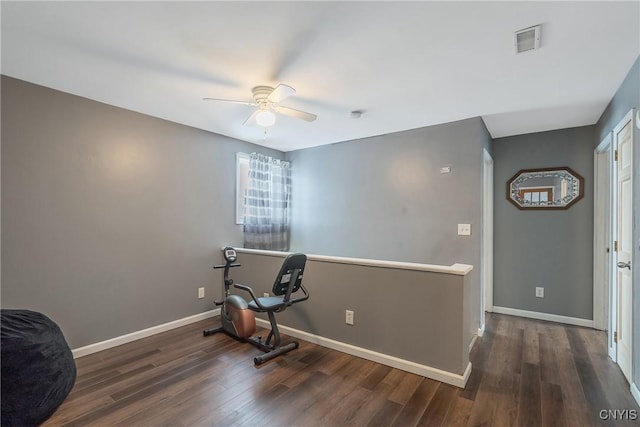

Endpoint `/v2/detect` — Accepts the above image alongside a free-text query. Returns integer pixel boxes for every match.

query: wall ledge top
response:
[232,247,473,276]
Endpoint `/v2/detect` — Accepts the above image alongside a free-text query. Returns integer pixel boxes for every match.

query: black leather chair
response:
[234,253,309,365]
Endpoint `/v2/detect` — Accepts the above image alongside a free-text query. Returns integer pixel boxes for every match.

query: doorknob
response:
[617,261,631,270]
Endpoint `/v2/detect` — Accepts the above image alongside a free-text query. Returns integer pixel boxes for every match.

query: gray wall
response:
[231,252,469,375]
[287,118,488,265]
[287,117,492,342]
[1,76,282,348]
[493,126,595,320]
[596,57,639,143]
[595,55,640,389]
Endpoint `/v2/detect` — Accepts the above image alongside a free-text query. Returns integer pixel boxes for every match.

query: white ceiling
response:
[2,1,639,152]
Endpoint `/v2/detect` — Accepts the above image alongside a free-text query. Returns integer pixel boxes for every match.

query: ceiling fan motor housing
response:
[252,86,275,105]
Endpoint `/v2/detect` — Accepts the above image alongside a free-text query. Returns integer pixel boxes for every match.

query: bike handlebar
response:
[213,263,241,269]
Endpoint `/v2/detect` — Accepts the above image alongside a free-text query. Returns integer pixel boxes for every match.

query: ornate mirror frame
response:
[506,167,584,210]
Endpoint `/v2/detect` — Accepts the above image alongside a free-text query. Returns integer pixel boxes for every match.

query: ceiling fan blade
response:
[274,105,317,122]
[202,97,255,106]
[268,84,296,103]
[242,109,259,126]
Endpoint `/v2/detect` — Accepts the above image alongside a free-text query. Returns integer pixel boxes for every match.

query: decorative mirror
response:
[507,167,584,210]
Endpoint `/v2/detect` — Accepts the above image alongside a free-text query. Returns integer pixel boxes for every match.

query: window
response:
[236,152,291,252]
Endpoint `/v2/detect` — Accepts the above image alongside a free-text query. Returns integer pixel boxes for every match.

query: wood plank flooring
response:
[43,313,639,426]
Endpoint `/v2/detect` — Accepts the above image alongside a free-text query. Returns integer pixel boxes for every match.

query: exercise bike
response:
[203,246,256,339]
[203,246,309,365]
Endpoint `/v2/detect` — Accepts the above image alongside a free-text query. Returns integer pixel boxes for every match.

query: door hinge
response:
[614,241,618,252]
[615,149,618,161]
[614,331,618,343]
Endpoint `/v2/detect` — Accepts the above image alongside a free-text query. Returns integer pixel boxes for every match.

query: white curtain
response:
[243,153,291,251]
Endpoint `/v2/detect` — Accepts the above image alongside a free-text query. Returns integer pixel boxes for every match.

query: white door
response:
[613,110,633,382]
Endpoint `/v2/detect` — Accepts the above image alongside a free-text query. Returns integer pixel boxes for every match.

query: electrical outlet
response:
[457,224,471,236]
[535,287,544,298]
[198,287,205,299]
[263,292,270,298]
[345,310,354,325]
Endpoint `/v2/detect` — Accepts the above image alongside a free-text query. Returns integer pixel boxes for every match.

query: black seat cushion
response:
[248,296,286,311]
[1,309,76,427]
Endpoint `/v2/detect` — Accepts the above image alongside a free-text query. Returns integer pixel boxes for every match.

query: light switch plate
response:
[458,224,471,236]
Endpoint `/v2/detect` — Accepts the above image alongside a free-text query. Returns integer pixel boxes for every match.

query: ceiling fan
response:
[203,84,317,127]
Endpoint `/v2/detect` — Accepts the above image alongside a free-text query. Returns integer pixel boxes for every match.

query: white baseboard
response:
[468,334,478,353]
[632,383,640,407]
[467,324,486,353]
[255,318,471,388]
[71,310,471,388]
[492,306,594,328]
[72,309,220,359]
[467,326,486,354]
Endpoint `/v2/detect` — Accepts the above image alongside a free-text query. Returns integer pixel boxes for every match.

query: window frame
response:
[236,152,250,224]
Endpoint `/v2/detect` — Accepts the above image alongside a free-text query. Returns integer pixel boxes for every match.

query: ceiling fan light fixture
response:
[256,110,276,127]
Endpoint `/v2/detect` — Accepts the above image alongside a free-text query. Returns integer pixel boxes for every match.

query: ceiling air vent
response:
[514,25,541,54]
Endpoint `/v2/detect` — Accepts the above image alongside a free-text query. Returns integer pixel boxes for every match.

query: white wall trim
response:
[492,306,594,328]
[631,383,640,407]
[234,247,473,276]
[72,309,220,358]
[255,318,471,388]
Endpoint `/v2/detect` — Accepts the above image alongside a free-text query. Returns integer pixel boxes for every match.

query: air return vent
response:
[514,25,541,54]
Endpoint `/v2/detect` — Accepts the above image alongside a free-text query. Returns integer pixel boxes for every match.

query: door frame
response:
[596,109,636,371]
[611,109,634,382]
[481,148,494,333]
[593,134,612,337]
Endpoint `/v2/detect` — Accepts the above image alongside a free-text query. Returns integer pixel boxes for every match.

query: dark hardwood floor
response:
[44,313,640,426]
